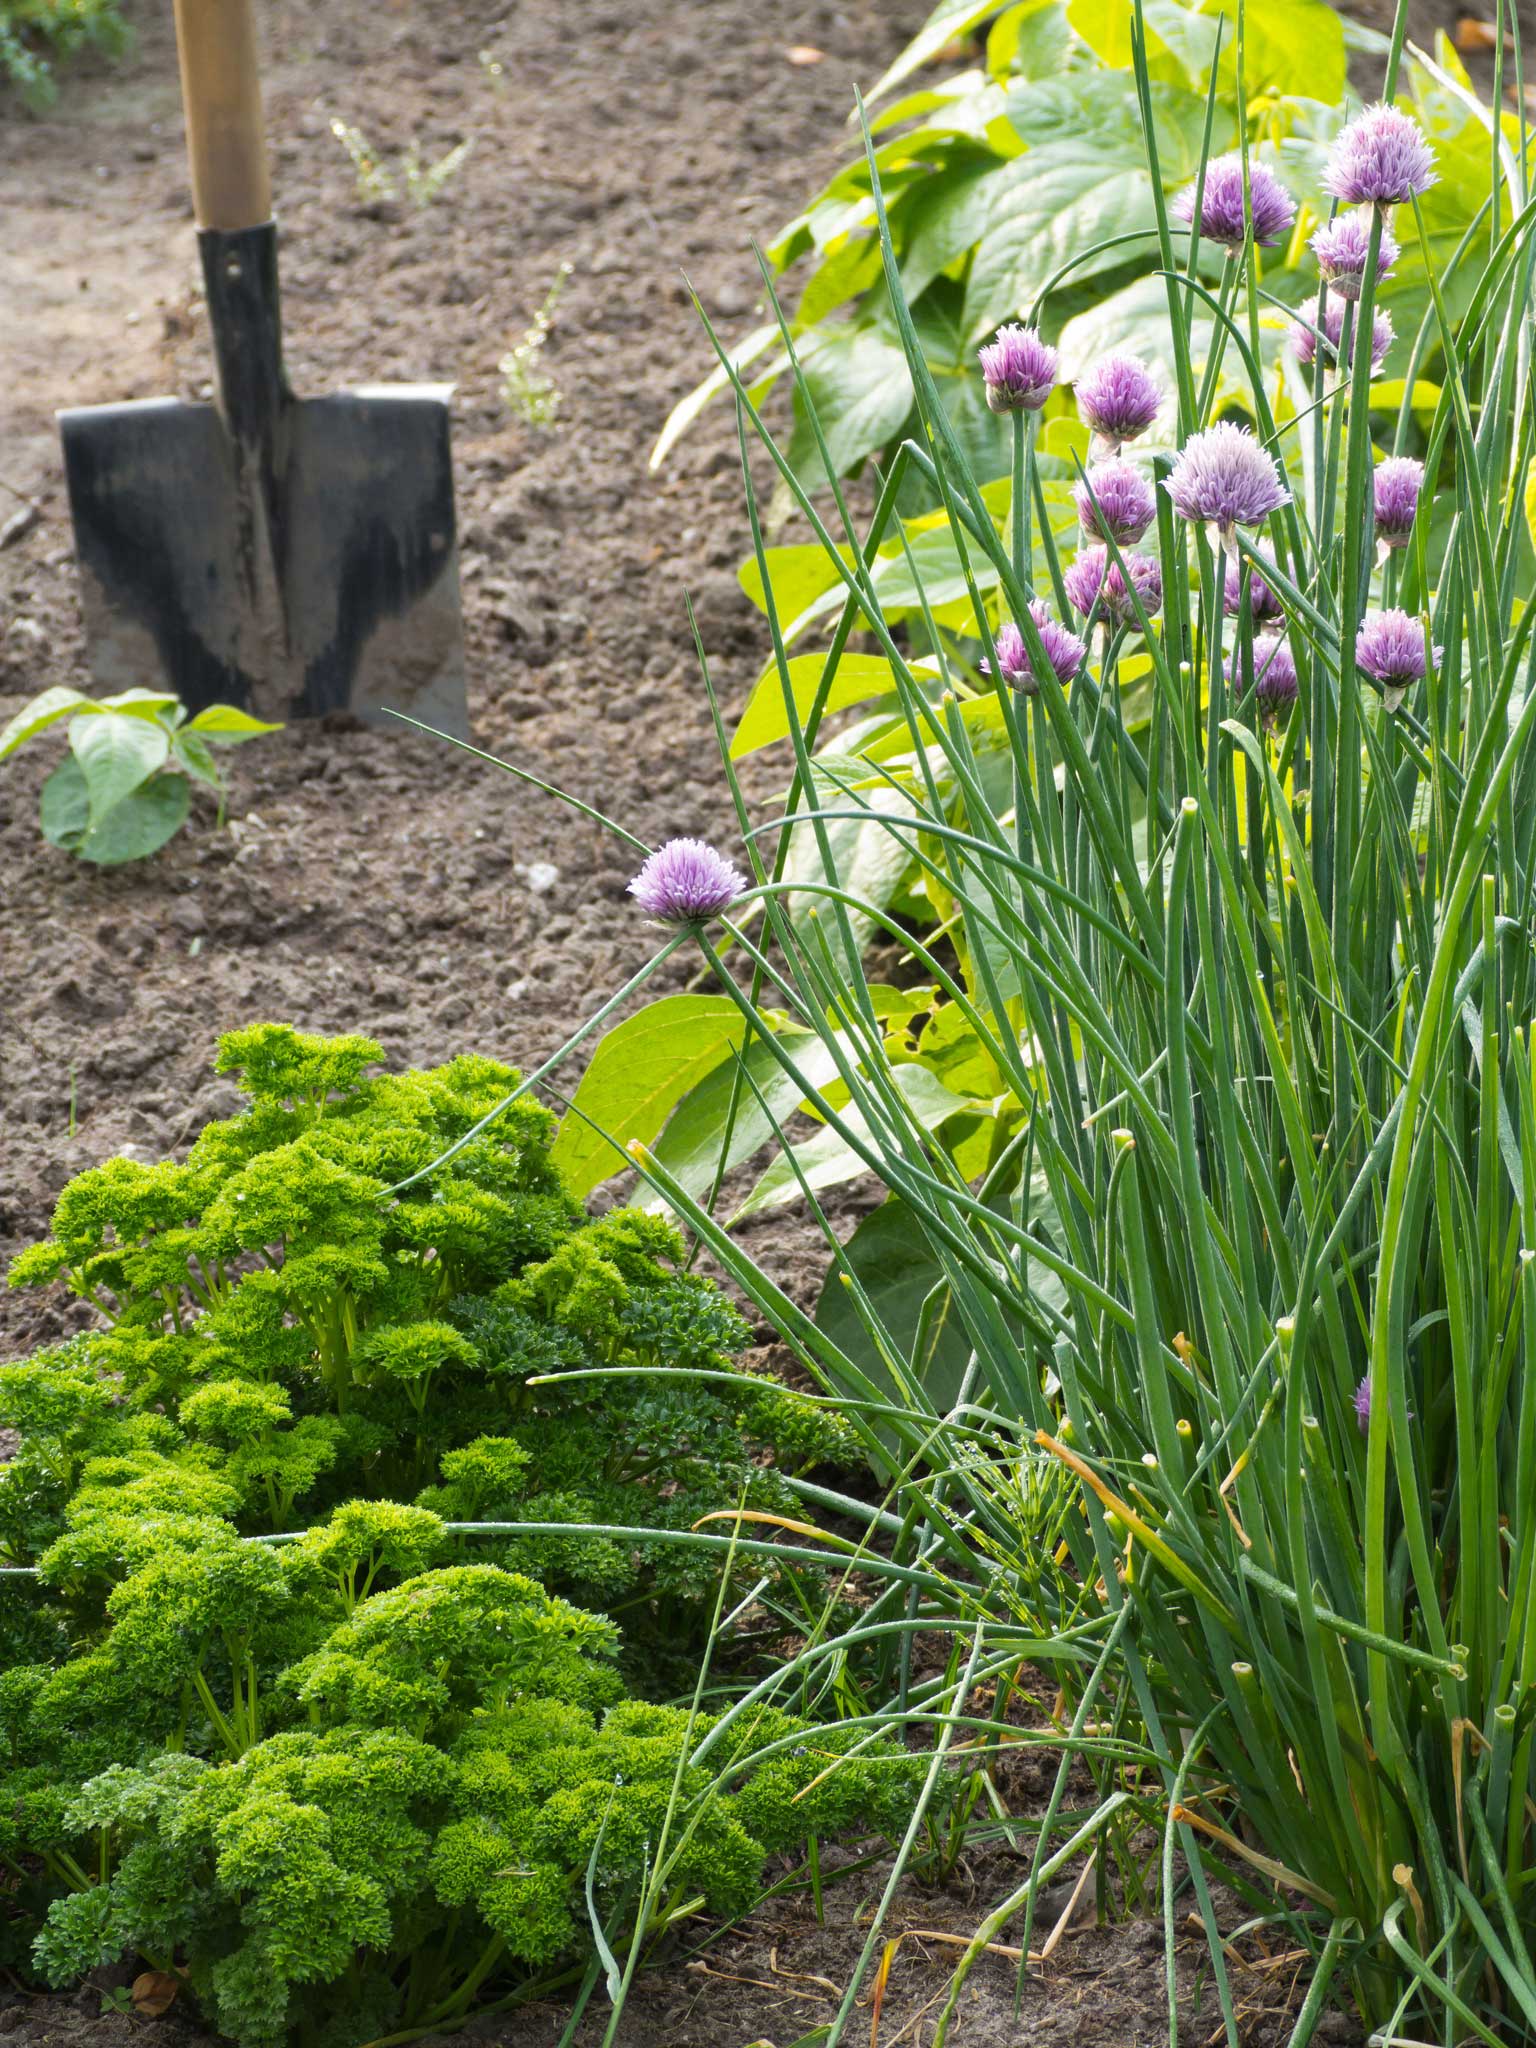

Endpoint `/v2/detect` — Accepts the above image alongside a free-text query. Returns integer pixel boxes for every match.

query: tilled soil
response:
[0,0,1512,2036]
[0,0,909,1361]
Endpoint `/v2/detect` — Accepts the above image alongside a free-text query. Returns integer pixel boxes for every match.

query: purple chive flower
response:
[1226,633,1297,726]
[1063,545,1163,626]
[1310,209,1399,299]
[981,600,1086,694]
[1354,1374,1373,1433]
[1074,459,1158,546]
[1224,543,1285,624]
[1291,294,1394,376]
[1075,353,1162,453]
[628,838,746,924]
[1173,153,1297,249]
[1165,422,1292,548]
[979,324,1058,414]
[1356,606,1442,710]
[1325,104,1438,208]
[1373,455,1425,549]
[1354,1372,1414,1433]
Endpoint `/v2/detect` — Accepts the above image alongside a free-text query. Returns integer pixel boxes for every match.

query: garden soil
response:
[0,0,1518,2036]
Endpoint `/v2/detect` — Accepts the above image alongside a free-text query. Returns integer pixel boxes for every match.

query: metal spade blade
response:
[59,4,468,738]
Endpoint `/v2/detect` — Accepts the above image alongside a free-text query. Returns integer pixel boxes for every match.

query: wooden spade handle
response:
[172,0,272,231]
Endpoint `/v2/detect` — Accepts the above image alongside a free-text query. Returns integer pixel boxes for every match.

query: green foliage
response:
[27,1688,916,2048]
[603,4,1536,2035]
[0,1027,894,2034]
[3,1025,851,1596]
[654,0,1495,499]
[0,688,279,864]
[0,0,130,110]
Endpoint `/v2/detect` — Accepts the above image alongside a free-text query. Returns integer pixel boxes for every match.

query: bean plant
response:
[467,0,1536,2036]
[0,686,278,864]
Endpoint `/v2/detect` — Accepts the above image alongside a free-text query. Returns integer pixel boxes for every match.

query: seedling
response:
[0,686,279,865]
[500,263,573,428]
[330,118,473,209]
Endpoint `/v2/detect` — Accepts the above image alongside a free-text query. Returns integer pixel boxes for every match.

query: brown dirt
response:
[0,0,1505,2036]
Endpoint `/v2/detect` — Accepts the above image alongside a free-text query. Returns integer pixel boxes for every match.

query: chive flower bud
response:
[1325,104,1438,208]
[1372,455,1425,549]
[980,600,1086,694]
[1165,422,1292,552]
[1291,294,1393,376]
[1074,459,1157,546]
[1074,353,1161,454]
[1063,545,1163,626]
[1226,633,1297,727]
[1310,208,1399,299]
[978,324,1058,414]
[628,838,746,924]
[1224,543,1285,623]
[1173,153,1296,249]
[1356,606,1442,712]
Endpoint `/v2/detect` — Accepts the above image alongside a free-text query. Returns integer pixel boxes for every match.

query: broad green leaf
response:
[1057,270,1218,395]
[38,755,91,849]
[172,729,223,789]
[69,711,170,825]
[0,686,92,759]
[1141,0,1344,105]
[989,0,1084,80]
[646,1030,844,1209]
[863,0,1013,109]
[961,143,1162,337]
[787,322,915,490]
[78,775,190,866]
[732,653,901,758]
[735,1063,976,1217]
[650,323,785,471]
[781,776,925,947]
[900,158,1009,305]
[739,541,857,642]
[552,996,747,1198]
[185,704,284,743]
[1065,0,1144,68]
[100,687,182,720]
[814,1194,978,1416]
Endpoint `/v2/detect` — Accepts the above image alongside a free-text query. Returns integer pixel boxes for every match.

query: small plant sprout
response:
[500,263,574,429]
[330,118,394,207]
[402,137,472,209]
[0,688,279,865]
[330,120,473,210]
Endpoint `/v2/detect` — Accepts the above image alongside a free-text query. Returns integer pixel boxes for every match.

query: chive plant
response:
[586,4,1536,2039]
